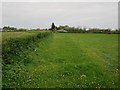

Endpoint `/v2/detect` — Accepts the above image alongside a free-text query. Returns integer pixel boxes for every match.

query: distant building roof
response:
[57,29,67,32]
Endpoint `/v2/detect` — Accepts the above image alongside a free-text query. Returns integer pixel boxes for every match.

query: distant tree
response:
[64,25,69,30]
[3,26,10,30]
[10,27,17,31]
[3,26,17,31]
[19,28,25,31]
[51,22,55,31]
[36,28,40,31]
[83,26,87,31]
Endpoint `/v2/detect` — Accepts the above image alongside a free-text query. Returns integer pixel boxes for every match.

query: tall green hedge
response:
[2,31,53,65]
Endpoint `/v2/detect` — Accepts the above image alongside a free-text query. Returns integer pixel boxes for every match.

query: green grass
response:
[2,33,119,88]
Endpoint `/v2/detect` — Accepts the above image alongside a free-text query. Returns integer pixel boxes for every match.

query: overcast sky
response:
[2,2,118,29]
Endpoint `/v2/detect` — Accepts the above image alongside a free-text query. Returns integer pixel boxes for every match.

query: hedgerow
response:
[2,31,53,65]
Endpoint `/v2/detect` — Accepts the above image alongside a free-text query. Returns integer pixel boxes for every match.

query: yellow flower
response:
[29,76,30,78]
[8,79,10,80]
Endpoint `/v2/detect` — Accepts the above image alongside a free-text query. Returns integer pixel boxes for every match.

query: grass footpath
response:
[2,33,119,88]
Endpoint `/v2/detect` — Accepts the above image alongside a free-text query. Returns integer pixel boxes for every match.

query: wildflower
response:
[8,78,10,80]
[29,76,30,78]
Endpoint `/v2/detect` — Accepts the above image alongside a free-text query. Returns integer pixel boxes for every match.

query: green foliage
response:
[18,28,27,31]
[3,26,17,31]
[2,31,53,65]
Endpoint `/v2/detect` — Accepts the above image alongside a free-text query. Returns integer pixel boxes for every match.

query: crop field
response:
[2,32,119,88]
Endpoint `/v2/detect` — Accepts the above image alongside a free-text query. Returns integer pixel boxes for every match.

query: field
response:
[2,32,119,88]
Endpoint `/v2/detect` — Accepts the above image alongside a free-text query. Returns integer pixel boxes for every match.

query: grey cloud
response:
[2,2,118,29]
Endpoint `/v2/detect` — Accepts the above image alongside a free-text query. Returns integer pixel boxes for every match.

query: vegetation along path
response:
[3,33,118,88]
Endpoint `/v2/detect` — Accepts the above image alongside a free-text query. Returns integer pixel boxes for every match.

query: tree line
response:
[2,23,120,34]
[49,22,120,34]
[1,26,47,32]
[2,26,27,31]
